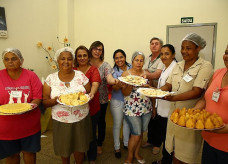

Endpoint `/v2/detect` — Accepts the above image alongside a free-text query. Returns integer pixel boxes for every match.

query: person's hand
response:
[53,96,59,105]
[140,70,150,79]
[142,84,152,88]
[89,93,94,100]
[205,124,228,134]
[163,95,174,101]
[116,80,123,88]
[152,108,157,119]
[114,78,119,85]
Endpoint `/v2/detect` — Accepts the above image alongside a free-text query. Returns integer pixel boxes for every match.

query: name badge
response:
[11,91,22,98]
[183,74,193,82]
[212,91,220,102]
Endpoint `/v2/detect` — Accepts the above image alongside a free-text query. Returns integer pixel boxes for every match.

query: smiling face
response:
[223,45,228,69]
[57,51,73,71]
[181,40,200,63]
[91,45,103,60]
[160,47,175,67]
[150,39,161,54]
[114,52,126,68]
[3,52,22,71]
[76,49,89,66]
[132,55,144,71]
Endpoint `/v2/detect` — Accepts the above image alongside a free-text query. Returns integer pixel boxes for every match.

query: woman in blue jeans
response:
[110,49,131,158]
[122,51,152,164]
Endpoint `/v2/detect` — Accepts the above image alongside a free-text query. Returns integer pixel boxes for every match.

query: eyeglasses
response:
[93,47,103,52]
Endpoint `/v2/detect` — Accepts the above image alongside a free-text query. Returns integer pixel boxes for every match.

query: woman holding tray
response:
[159,33,213,164]
[89,41,117,154]
[121,51,152,164]
[74,45,101,164]
[193,44,228,164]
[152,44,177,164]
[43,47,92,164]
[0,48,42,163]
[110,49,131,158]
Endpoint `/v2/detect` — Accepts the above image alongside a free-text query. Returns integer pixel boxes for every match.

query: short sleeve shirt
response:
[143,54,164,73]
[202,68,228,152]
[0,69,42,140]
[165,57,213,163]
[98,62,113,104]
[45,70,89,123]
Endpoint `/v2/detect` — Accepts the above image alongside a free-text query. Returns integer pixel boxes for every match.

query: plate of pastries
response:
[137,88,173,98]
[170,108,225,130]
[57,92,90,107]
[0,103,37,115]
[118,75,147,86]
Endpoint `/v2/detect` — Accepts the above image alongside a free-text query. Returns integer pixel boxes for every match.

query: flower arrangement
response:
[37,36,70,70]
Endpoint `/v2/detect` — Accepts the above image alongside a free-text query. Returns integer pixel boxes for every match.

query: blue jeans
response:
[110,98,130,150]
[124,112,152,136]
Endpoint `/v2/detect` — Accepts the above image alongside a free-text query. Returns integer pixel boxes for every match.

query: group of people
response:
[0,33,227,164]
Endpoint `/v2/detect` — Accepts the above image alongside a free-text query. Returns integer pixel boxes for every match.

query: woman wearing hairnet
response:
[42,47,92,164]
[159,33,213,163]
[0,48,42,163]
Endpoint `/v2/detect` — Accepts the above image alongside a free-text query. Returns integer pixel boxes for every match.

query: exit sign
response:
[181,17,194,23]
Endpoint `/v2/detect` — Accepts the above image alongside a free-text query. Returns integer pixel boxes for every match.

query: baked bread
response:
[0,103,32,114]
[170,108,224,130]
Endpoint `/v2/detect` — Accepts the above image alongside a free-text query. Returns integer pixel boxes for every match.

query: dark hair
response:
[89,41,104,61]
[150,37,163,46]
[113,49,130,71]
[161,44,178,62]
[161,44,175,54]
[74,45,90,67]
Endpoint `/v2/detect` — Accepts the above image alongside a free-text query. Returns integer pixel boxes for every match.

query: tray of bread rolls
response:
[170,108,225,130]
[57,92,90,107]
[0,103,38,115]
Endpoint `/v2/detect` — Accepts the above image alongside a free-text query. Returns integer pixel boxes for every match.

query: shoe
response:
[152,161,160,164]
[141,142,153,148]
[114,150,121,158]
[89,161,96,164]
[137,159,145,164]
[124,145,128,150]
[97,146,102,155]
[152,147,160,155]
[124,160,132,164]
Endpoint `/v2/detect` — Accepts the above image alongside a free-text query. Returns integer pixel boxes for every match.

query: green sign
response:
[181,17,194,23]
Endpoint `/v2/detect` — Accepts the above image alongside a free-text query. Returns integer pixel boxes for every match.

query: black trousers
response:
[87,110,101,161]
[97,103,108,146]
[156,115,173,164]
[147,114,163,147]
[202,141,228,164]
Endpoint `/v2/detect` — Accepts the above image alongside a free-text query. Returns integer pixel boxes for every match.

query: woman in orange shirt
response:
[194,44,228,164]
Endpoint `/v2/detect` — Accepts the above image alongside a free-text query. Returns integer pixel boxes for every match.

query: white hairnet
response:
[54,47,75,61]
[2,48,24,63]
[131,51,145,62]
[182,33,206,49]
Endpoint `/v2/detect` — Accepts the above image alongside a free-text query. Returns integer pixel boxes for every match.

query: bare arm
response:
[84,82,91,94]
[165,87,204,101]
[30,99,42,106]
[121,71,133,96]
[106,74,118,85]
[89,82,100,99]
[42,82,58,108]
[159,82,172,92]
[144,69,162,80]
[193,77,213,110]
